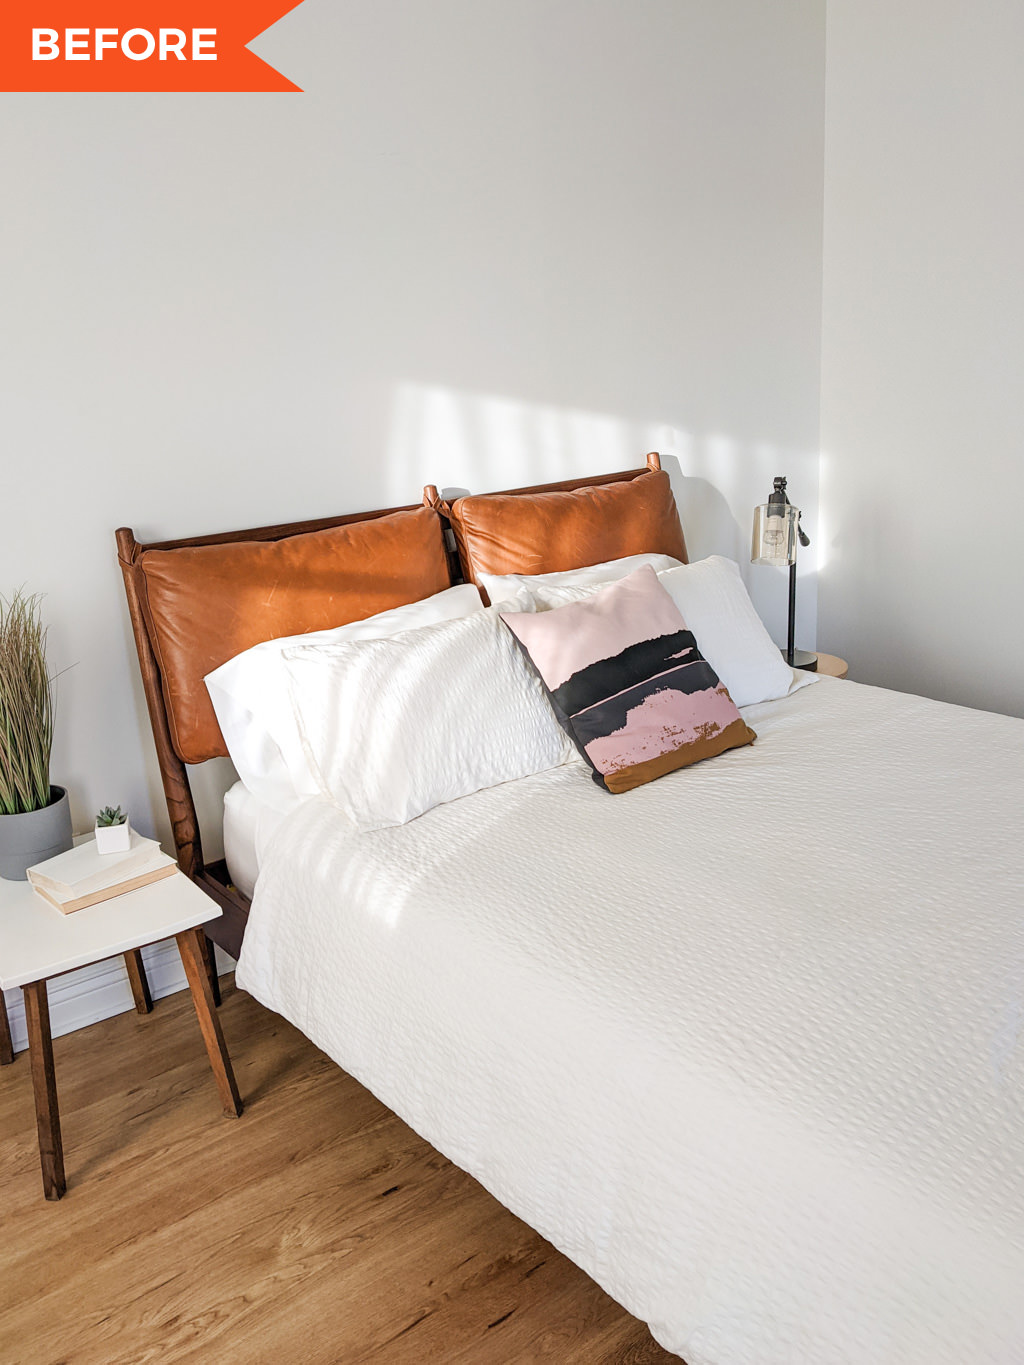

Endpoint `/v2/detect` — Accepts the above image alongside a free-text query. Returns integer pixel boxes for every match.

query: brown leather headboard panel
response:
[122,502,451,766]
[438,454,687,594]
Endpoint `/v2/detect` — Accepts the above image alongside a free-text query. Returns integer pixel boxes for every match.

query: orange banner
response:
[0,1,305,91]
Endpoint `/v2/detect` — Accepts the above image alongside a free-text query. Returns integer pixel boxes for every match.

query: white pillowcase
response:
[526,556,812,709]
[659,559,809,707]
[205,583,484,812]
[478,552,683,610]
[283,609,574,832]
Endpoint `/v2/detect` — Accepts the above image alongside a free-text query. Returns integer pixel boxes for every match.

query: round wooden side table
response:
[814,653,848,679]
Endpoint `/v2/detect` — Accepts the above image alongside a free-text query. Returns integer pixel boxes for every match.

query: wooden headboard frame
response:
[116,499,450,959]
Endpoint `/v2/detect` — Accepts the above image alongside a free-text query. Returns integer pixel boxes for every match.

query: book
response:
[27,833,178,915]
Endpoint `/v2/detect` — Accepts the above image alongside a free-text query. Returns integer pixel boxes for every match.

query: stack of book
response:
[27,834,177,914]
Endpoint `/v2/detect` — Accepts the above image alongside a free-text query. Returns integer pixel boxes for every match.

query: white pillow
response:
[533,556,809,708]
[205,583,484,812]
[478,552,683,610]
[283,609,574,832]
[479,583,536,615]
[658,559,806,707]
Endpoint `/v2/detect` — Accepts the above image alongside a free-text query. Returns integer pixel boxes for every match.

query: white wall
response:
[0,0,825,851]
[819,0,1024,717]
[0,1,825,1036]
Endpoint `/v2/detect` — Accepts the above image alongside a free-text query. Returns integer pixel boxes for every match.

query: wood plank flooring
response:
[0,978,680,1365]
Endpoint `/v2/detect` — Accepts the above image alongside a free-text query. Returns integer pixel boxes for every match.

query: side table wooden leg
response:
[199,929,221,1008]
[1,989,14,1066]
[123,950,153,1015]
[23,980,65,1201]
[176,927,241,1118]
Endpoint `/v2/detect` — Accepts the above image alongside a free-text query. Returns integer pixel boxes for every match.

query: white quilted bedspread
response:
[236,678,1024,1364]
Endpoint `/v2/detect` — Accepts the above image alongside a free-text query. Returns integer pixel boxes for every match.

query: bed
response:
[118,458,1024,1364]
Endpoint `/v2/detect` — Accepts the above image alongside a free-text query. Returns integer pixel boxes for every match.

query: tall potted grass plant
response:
[0,591,73,880]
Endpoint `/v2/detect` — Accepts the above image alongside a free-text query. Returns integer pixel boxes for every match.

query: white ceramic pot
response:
[94,819,132,855]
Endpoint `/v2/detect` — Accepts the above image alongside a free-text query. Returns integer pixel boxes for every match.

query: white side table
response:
[0,870,242,1200]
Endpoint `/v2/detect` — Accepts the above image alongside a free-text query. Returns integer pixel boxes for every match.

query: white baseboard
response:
[3,940,236,1055]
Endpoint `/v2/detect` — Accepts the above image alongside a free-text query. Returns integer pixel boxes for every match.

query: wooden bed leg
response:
[23,980,66,1200]
[1,989,14,1066]
[199,929,221,1007]
[123,950,153,1015]
[176,927,241,1118]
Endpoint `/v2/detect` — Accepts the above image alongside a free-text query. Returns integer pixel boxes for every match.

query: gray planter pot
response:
[0,786,74,881]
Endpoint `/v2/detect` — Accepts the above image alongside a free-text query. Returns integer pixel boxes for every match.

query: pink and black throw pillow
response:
[501,565,755,793]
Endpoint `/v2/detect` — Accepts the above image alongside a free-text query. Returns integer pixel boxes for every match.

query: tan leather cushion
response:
[138,505,451,764]
[447,467,687,592]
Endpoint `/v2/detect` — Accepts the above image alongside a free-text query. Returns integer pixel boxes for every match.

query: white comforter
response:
[236,678,1024,1364]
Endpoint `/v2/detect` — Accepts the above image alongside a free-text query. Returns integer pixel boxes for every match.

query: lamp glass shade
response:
[751,502,799,567]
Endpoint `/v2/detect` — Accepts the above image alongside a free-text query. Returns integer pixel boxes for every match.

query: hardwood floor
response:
[0,978,679,1365]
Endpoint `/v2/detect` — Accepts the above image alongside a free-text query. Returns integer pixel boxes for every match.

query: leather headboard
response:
[122,502,451,765]
[436,453,687,595]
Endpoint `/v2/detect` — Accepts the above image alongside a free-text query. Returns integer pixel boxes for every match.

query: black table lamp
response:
[751,476,817,671]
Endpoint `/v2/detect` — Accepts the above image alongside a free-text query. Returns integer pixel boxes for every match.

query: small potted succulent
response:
[94,804,131,855]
